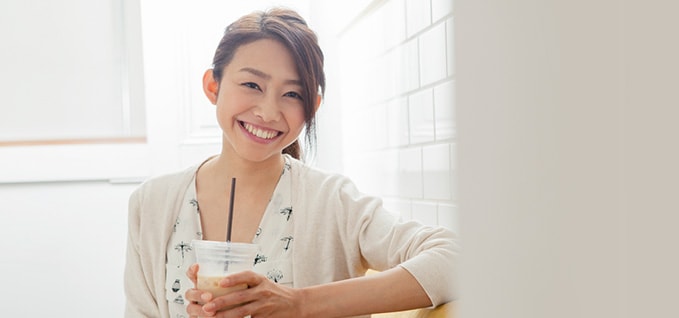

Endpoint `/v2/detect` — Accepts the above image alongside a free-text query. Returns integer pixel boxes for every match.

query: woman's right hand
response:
[185,263,307,318]
[185,264,218,317]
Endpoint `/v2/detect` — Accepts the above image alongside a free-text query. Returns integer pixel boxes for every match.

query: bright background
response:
[0,0,454,316]
[2,0,678,317]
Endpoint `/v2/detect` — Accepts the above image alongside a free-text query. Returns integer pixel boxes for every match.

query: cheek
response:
[215,106,230,129]
[215,93,248,126]
[214,99,229,120]
[288,107,307,131]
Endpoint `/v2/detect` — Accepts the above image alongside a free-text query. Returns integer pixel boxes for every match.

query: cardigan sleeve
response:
[124,188,162,318]
[336,179,459,306]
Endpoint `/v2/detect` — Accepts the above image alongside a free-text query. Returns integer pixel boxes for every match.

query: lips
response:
[240,121,282,140]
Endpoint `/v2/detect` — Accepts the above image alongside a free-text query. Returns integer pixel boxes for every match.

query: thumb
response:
[186,263,199,285]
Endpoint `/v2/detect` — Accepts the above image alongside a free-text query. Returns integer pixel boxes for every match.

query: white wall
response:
[314,0,456,231]
[0,181,135,316]
[457,0,679,317]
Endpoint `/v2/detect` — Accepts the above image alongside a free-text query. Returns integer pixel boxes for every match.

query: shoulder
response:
[287,156,353,192]
[130,164,199,206]
[127,164,200,238]
[287,156,381,214]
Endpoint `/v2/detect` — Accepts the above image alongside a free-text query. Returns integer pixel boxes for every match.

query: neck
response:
[207,147,284,190]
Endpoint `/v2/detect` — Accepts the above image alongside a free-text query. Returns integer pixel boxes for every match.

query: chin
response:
[236,149,284,164]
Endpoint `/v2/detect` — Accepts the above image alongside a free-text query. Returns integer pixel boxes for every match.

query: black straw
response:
[226,177,236,242]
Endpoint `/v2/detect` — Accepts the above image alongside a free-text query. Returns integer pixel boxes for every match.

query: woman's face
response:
[205,38,306,163]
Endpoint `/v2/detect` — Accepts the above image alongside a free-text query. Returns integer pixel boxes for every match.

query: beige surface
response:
[365,270,455,318]
[372,301,454,318]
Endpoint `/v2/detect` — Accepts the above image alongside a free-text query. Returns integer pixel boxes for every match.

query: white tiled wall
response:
[338,0,455,231]
[419,22,448,86]
[405,0,432,37]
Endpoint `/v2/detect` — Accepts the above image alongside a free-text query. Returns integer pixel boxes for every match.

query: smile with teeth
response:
[241,121,281,140]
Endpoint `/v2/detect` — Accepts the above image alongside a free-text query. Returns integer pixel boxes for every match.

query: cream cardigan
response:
[124,157,458,317]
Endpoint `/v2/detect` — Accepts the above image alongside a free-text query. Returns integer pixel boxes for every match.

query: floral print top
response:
[164,157,294,317]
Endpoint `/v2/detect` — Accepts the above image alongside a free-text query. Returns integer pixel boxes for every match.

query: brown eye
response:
[242,82,261,91]
[284,91,303,100]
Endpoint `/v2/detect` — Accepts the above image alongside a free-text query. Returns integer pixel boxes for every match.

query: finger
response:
[186,300,216,317]
[186,263,199,284]
[185,288,213,304]
[215,302,254,318]
[218,270,262,288]
[185,288,202,303]
[206,288,261,315]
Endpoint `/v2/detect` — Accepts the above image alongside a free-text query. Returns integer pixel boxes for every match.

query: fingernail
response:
[219,278,230,287]
[203,303,215,312]
[201,293,211,302]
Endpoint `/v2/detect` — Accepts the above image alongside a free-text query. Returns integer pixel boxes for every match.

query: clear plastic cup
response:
[191,240,259,297]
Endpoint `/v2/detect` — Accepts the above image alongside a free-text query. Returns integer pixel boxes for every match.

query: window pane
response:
[0,0,144,142]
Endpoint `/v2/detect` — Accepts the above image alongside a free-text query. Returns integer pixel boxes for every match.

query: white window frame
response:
[0,0,149,183]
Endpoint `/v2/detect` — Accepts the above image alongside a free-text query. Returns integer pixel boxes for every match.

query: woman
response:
[124,7,457,318]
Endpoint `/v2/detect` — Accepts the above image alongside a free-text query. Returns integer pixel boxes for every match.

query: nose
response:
[253,94,282,122]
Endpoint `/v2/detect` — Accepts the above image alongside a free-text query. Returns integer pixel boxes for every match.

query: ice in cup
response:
[191,240,259,297]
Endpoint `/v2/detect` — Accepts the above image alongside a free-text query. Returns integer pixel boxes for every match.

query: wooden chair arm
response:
[371,301,454,318]
[365,269,455,318]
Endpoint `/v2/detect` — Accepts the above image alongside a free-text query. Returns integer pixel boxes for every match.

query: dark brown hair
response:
[211,8,325,160]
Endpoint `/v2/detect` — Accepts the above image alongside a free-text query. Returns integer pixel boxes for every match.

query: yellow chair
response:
[371,301,454,318]
[365,269,455,318]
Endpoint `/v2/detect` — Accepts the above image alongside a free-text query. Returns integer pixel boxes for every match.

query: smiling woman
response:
[124,7,457,318]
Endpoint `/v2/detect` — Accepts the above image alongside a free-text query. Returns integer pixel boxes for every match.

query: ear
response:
[314,94,322,112]
[202,69,219,105]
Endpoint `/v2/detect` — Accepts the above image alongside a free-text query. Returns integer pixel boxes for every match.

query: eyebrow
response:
[239,67,302,87]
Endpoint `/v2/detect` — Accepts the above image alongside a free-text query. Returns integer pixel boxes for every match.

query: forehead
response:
[226,38,299,80]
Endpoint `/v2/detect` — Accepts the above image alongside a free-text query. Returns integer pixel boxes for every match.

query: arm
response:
[183,226,454,317]
[299,266,431,317]
[290,173,457,314]
[185,265,430,318]
[124,189,162,318]
[336,179,459,307]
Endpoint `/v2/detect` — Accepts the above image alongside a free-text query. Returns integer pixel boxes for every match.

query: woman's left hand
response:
[188,266,308,318]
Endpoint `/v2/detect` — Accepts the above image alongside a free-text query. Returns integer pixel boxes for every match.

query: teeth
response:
[243,122,278,139]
